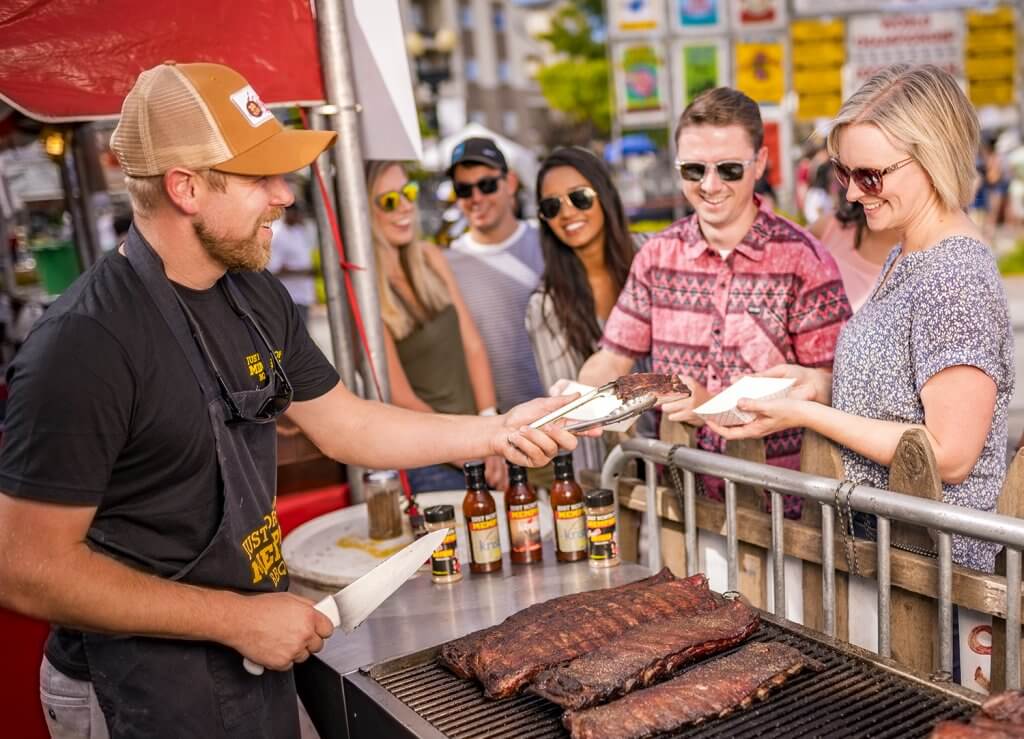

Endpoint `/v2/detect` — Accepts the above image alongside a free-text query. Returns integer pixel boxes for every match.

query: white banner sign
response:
[845,12,964,95]
[796,0,989,14]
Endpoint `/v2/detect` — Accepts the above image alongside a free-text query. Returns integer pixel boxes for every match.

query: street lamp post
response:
[406,28,456,137]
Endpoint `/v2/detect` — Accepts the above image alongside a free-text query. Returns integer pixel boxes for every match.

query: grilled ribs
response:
[613,373,690,401]
[563,642,825,739]
[931,690,1024,738]
[438,568,676,679]
[473,574,717,699]
[531,598,759,710]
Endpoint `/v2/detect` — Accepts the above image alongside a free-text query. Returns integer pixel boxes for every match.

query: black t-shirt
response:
[0,250,339,677]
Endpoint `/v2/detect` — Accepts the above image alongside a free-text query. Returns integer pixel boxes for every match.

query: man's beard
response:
[192,208,283,272]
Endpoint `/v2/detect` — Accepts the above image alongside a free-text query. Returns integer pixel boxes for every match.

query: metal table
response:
[299,543,651,739]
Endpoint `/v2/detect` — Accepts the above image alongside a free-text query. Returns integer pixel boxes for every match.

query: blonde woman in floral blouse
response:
[713,64,1014,574]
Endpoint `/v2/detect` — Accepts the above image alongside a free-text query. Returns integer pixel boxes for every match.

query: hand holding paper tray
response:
[693,377,795,427]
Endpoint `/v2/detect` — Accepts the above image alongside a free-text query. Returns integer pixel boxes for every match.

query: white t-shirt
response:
[268,221,316,307]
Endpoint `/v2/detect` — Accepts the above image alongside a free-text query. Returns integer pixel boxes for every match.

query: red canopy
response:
[0,0,326,122]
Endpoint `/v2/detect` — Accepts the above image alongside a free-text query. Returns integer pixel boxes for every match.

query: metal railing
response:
[601,438,1024,689]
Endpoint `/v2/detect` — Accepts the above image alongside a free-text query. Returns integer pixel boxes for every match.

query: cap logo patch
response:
[230,85,275,128]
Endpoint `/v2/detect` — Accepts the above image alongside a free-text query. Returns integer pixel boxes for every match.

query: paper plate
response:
[694,376,795,427]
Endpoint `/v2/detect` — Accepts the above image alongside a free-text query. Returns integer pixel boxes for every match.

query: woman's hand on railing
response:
[757,364,833,406]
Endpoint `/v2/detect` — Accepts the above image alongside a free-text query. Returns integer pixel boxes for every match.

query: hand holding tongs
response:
[528,383,656,434]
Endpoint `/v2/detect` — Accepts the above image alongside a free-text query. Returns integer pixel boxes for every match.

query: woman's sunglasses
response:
[676,158,755,183]
[538,187,598,220]
[453,175,503,199]
[831,157,914,196]
[374,181,420,212]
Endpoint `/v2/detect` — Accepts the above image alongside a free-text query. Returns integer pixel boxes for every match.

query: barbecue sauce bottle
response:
[462,462,502,573]
[551,453,586,562]
[505,462,542,564]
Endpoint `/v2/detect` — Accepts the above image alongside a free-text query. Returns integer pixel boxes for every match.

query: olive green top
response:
[395,302,476,416]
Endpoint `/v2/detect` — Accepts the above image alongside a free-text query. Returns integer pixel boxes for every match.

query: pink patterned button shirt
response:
[601,203,852,517]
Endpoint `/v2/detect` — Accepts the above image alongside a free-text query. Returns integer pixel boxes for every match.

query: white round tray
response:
[283,490,553,590]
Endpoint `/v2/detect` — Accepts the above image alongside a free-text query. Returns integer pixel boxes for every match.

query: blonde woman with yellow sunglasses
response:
[365,161,507,492]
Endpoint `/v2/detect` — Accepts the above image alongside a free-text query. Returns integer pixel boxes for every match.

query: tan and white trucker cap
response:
[111,62,336,177]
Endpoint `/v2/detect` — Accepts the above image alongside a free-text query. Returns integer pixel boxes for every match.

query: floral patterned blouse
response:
[832,235,1015,572]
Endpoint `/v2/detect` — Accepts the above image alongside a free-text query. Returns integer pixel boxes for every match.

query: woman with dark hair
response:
[810,183,900,312]
[525,146,639,471]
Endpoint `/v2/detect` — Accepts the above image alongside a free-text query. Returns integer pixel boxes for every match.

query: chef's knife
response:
[243,527,449,675]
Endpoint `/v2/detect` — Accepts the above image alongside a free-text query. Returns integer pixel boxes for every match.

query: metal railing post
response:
[644,459,661,571]
[771,490,786,619]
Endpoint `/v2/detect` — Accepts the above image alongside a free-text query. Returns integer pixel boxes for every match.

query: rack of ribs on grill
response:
[438,568,675,679]
[932,690,1024,737]
[613,373,691,401]
[439,572,717,699]
[563,641,825,739]
[530,598,759,710]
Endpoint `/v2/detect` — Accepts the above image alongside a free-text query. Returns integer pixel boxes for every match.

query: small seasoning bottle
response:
[505,462,542,565]
[462,461,502,574]
[425,505,462,584]
[584,488,620,568]
[550,453,586,562]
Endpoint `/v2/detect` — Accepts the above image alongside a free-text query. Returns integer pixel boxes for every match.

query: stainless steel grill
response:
[342,615,979,739]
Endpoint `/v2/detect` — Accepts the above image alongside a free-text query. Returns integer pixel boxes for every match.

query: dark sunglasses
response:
[538,187,598,220]
[453,175,504,199]
[374,181,419,212]
[831,157,914,196]
[181,287,294,424]
[676,158,755,183]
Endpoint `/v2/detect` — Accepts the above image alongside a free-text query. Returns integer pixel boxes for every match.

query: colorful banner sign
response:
[791,18,845,122]
[731,0,786,32]
[965,6,1017,107]
[845,12,964,96]
[673,39,729,111]
[674,0,726,34]
[734,41,785,104]
[608,0,665,37]
[613,42,669,126]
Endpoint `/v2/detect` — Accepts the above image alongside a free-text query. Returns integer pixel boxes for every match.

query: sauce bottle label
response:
[587,511,618,561]
[508,502,542,553]
[555,502,586,553]
[468,512,502,564]
[431,528,461,577]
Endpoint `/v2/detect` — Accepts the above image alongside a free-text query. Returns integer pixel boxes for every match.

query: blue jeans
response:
[406,463,465,493]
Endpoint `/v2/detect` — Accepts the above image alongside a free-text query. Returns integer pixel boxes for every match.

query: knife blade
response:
[243,527,449,675]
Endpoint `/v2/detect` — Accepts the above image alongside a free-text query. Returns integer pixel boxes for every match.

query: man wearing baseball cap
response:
[445,136,545,413]
[0,63,581,738]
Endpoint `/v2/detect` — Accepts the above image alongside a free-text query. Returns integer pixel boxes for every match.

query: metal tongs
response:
[528,382,658,434]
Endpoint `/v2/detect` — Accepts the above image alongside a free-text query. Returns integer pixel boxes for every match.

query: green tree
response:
[535,0,611,144]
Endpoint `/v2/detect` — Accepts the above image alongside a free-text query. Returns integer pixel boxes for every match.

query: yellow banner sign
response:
[735,42,785,104]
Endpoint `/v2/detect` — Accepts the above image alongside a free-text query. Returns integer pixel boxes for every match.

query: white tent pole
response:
[314,0,391,414]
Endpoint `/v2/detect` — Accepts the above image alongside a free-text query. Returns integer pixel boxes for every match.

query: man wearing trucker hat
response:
[0,62,580,738]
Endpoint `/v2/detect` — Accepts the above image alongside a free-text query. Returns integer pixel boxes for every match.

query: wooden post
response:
[800,430,849,640]
[887,428,944,675]
[991,447,1024,692]
[657,417,695,575]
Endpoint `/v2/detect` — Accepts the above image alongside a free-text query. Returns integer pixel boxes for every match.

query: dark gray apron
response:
[81,226,299,738]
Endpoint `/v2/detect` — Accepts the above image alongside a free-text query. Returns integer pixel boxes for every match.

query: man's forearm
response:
[323,394,503,468]
[3,540,240,646]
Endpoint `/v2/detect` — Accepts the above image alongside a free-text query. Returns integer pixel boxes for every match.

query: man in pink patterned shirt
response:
[579,87,851,517]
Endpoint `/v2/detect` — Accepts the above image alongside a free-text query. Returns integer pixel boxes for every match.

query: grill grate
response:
[371,623,976,739]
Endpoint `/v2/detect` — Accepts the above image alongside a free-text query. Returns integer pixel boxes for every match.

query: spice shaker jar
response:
[584,488,619,568]
[364,469,403,540]
[425,505,462,584]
